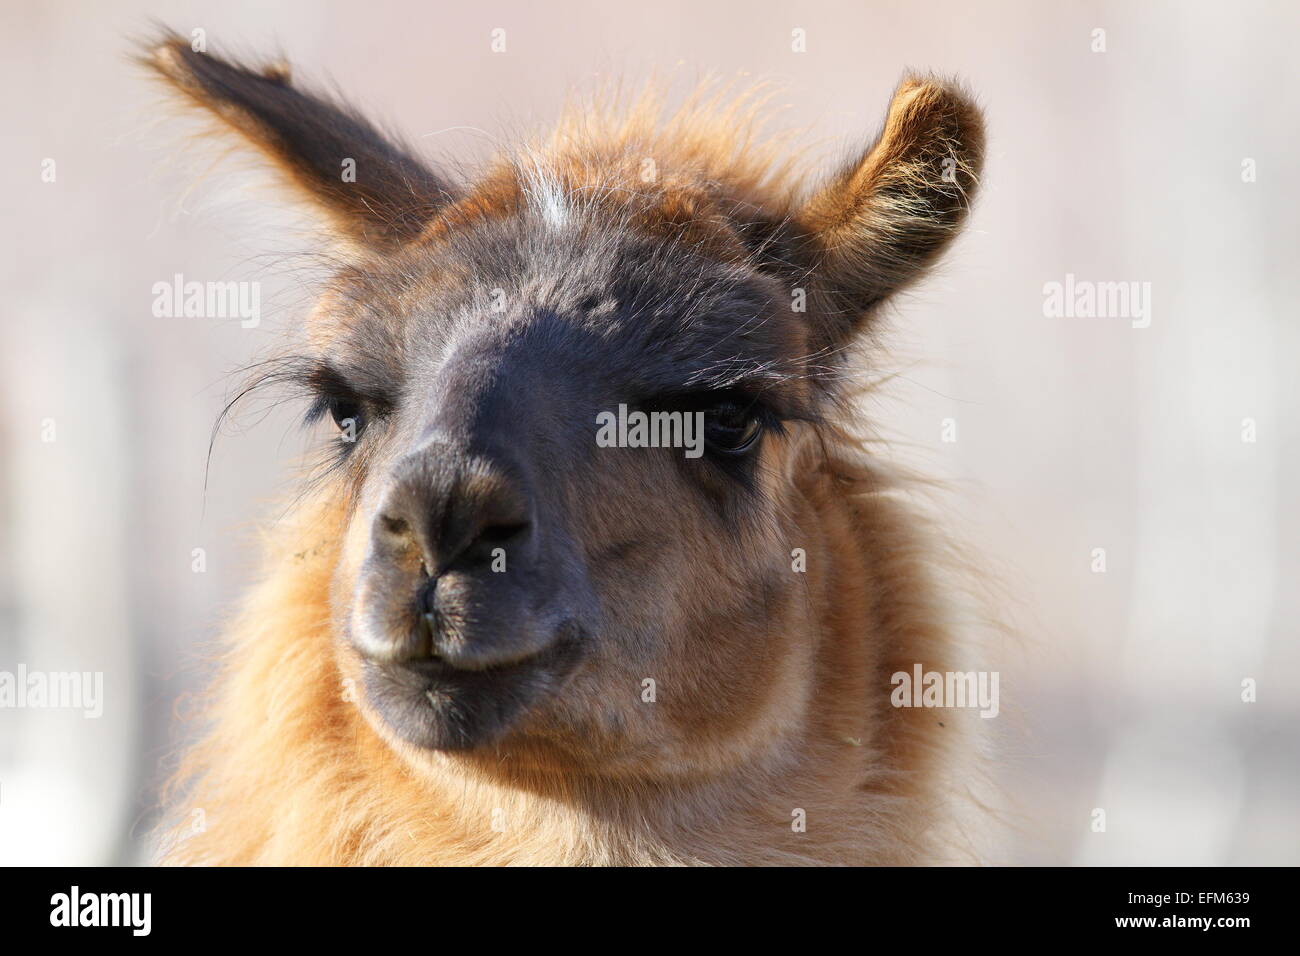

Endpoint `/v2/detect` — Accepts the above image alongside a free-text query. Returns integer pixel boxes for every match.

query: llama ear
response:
[798,75,985,336]
[141,31,453,248]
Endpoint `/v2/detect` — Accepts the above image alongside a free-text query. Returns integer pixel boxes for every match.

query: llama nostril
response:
[476,521,529,547]
[378,513,412,543]
[375,448,534,576]
[457,520,530,568]
[374,512,432,573]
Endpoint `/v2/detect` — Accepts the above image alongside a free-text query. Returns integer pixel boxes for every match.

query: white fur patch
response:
[521,166,571,229]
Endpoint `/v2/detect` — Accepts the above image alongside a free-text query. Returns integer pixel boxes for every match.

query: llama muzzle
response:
[348,377,597,750]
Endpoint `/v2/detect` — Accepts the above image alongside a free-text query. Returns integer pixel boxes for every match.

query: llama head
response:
[147,35,983,778]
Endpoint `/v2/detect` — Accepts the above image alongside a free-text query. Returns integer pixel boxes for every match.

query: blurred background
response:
[1,0,1296,865]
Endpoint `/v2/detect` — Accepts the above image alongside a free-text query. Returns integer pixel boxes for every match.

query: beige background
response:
[0,0,1296,864]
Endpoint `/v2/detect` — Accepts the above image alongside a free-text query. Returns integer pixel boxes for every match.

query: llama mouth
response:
[359,631,584,751]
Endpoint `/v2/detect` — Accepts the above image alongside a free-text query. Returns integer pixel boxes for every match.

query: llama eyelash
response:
[302,394,367,462]
[206,355,385,498]
[300,367,399,470]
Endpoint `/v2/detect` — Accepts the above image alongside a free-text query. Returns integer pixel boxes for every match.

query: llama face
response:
[146,35,983,779]
[317,179,822,763]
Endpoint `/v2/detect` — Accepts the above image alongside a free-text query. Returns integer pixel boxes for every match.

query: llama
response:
[145,31,986,866]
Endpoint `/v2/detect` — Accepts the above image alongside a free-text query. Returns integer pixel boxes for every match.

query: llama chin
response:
[143,29,989,866]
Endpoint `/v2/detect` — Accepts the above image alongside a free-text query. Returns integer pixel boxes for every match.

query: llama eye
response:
[704,401,763,454]
[328,397,365,438]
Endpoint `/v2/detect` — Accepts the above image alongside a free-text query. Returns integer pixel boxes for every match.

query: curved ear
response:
[140,30,454,249]
[798,75,985,337]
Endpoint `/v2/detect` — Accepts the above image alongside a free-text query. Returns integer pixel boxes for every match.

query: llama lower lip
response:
[360,635,582,751]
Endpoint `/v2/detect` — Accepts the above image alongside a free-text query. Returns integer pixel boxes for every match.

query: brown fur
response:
[144,33,987,866]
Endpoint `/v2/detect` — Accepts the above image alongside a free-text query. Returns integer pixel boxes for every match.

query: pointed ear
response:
[798,75,985,335]
[141,31,453,249]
